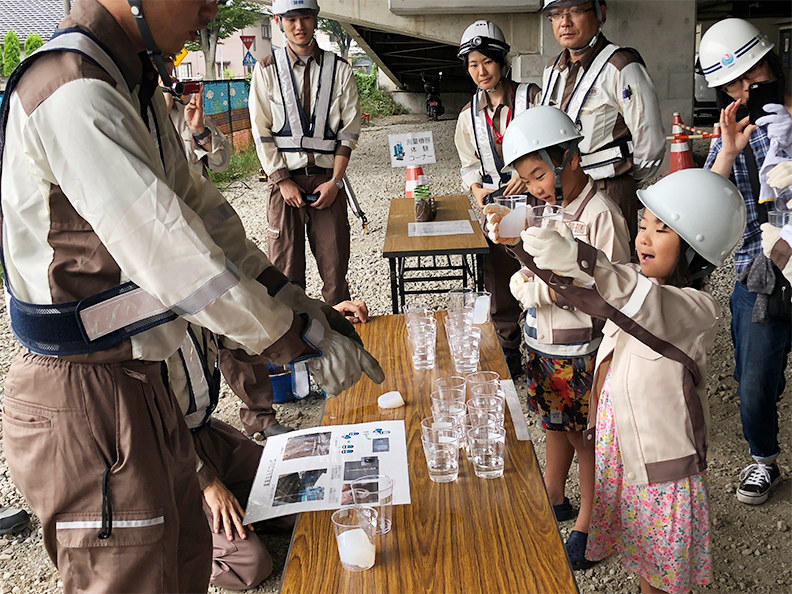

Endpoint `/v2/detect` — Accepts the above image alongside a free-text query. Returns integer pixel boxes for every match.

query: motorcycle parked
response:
[422,71,445,121]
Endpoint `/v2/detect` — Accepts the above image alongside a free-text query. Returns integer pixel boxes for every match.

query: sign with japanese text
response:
[387,131,436,167]
[240,35,256,50]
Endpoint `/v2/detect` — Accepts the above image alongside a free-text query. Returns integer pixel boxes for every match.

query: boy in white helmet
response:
[701,17,792,506]
[454,20,542,376]
[249,0,361,305]
[0,0,382,591]
[485,105,630,570]
[539,0,665,243]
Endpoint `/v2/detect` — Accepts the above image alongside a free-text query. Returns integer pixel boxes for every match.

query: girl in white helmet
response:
[453,20,542,376]
[485,105,630,571]
[512,169,745,594]
[700,18,791,507]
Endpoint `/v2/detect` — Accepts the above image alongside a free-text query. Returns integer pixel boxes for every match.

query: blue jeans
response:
[730,281,790,462]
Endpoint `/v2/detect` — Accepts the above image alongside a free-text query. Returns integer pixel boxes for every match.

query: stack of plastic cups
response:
[404,303,437,371]
[430,388,466,446]
[445,307,481,374]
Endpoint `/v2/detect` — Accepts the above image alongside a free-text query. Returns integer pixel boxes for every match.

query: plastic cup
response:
[448,288,474,310]
[768,211,792,228]
[433,376,467,396]
[351,475,393,535]
[331,506,378,571]
[470,381,504,399]
[421,433,459,483]
[494,195,528,210]
[421,415,458,440]
[465,371,500,397]
[467,394,505,426]
[467,426,506,479]
[527,204,565,231]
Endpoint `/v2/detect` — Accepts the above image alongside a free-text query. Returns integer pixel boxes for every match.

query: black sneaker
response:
[0,508,30,535]
[502,347,523,379]
[737,463,781,505]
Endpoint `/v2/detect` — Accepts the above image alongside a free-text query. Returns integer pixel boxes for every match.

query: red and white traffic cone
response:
[669,112,695,173]
[709,122,721,151]
[405,166,424,198]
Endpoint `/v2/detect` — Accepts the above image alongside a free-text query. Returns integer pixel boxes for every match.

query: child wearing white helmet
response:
[485,105,630,570]
[701,17,791,507]
[519,169,746,594]
[454,20,542,375]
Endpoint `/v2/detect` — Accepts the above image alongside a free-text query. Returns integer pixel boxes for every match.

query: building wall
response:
[178,21,273,80]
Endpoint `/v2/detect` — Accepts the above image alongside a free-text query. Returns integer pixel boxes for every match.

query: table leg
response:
[475,254,484,291]
[389,257,400,314]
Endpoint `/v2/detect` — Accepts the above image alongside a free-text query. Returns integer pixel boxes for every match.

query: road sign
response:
[242,51,257,67]
[240,35,256,50]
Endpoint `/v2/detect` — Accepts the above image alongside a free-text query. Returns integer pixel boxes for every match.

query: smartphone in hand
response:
[303,193,320,204]
[748,80,783,124]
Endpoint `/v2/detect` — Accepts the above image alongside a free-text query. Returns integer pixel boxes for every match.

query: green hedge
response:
[354,66,407,119]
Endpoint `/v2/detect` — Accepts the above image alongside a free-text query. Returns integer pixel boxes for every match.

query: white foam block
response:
[378,391,405,409]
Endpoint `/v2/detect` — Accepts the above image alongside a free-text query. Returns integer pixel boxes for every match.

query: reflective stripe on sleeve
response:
[619,274,653,318]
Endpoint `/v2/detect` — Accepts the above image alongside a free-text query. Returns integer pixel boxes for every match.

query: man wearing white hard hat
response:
[539,0,665,243]
[0,0,382,590]
[701,18,792,507]
[454,20,542,377]
[249,0,361,305]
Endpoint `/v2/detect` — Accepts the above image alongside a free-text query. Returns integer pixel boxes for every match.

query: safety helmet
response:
[637,169,745,266]
[271,0,320,17]
[458,21,510,60]
[501,106,583,203]
[699,18,773,88]
[542,0,605,24]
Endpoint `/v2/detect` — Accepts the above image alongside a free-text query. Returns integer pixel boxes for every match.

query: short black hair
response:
[463,47,507,69]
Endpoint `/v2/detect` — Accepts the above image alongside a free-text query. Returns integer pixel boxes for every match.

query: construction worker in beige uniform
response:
[249,0,360,305]
[0,1,383,592]
[454,20,541,377]
[540,0,665,242]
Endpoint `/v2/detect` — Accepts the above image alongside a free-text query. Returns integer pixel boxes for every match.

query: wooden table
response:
[382,195,490,313]
[280,314,577,594]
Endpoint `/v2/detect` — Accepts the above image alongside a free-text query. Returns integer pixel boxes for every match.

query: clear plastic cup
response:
[768,211,792,228]
[433,376,467,396]
[527,204,565,231]
[467,426,506,479]
[494,195,528,210]
[448,288,474,310]
[465,371,500,398]
[421,433,459,483]
[408,330,436,371]
[467,394,505,426]
[351,475,393,535]
[331,506,378,571]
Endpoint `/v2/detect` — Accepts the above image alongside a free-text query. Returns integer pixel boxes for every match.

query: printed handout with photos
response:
[244,421,411,522]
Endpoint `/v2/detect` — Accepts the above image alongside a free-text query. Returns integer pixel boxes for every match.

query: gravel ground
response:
[0,115,789,593]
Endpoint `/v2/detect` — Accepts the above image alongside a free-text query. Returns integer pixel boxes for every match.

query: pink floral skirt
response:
[587,366,712,594]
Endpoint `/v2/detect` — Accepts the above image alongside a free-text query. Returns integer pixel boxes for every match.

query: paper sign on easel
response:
[388,131,436,168]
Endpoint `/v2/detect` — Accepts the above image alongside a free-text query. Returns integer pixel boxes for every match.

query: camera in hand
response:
[181,80,202,96]
[748,80,784,124]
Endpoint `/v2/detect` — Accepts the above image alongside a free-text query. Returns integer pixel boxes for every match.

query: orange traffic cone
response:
[405,166,425,198]
[669,112,695,173]
[709,122,721,151]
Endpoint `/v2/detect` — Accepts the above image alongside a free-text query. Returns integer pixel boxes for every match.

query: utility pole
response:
[63,0,71,16]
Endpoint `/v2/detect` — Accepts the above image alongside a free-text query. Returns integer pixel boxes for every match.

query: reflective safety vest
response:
[271,46,340,154]
[542,44,635,174]
[177,327,220,431]
[0,30,182,356]
[470,83,532,190]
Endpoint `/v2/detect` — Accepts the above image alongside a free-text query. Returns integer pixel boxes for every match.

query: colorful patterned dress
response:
[587,366,712,594]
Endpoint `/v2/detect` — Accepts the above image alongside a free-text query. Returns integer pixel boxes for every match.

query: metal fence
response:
[202,79,252,152]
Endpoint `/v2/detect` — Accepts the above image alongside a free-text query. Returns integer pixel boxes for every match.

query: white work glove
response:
[767,160,792,191]
[483,203,520,246]
[509,269,553,310]
[520,225,594,285]
[761,222,785,258]
[290,318,385,398]
[757,104,792,153]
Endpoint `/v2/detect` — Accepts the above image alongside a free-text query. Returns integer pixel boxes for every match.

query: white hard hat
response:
[699,18,773,88]
[458,21,510,59]
[501,106,583,170]
[637,169,746,266]
[271,0,319,16]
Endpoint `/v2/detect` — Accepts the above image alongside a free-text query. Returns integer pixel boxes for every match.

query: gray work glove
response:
[320,304,363,346]
[274,282,363,346]
[289,316,385,398]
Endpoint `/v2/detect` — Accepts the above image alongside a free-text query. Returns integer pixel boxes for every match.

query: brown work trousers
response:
[594,174,639,247]
[267,172,351,304]
[192,419,274,590]
[2,353,211,593]
[483,237,523,350]
[218,347,278,436]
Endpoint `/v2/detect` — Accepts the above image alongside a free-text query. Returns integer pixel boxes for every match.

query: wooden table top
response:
[280,313,577,594]
[382,195,490,258]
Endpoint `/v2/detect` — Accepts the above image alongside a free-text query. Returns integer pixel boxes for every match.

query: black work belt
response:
[289,166,330,176]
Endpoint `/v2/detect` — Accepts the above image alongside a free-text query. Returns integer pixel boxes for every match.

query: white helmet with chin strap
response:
[542,0,605,52]
[501,105,583,204]
[637,169,745,268]
[698,18,773,88]
[458,20,510,60]
[271,0,320,17]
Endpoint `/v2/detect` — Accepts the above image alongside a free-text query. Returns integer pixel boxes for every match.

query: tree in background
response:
[318,18,353,60]
[24,33,44,58]
[3,30,20,76]
[185,0,262,79]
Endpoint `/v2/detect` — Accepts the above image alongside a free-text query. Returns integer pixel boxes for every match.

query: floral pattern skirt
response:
[587,366,712,594]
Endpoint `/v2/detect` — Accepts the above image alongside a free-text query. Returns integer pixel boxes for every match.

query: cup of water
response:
[526,204,565,231]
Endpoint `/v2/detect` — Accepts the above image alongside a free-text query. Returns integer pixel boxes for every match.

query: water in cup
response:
[421,434,459,483]
[468,426,506,479]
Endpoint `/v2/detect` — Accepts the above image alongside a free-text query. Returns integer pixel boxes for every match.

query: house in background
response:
[0,0,63,48]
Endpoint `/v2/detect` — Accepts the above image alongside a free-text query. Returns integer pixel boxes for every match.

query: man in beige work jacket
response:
[250,0,361,304]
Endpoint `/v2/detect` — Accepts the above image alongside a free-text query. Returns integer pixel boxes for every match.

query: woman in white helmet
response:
[701,18,791,507]
[453,20,541,375]
[517,169,746,594]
